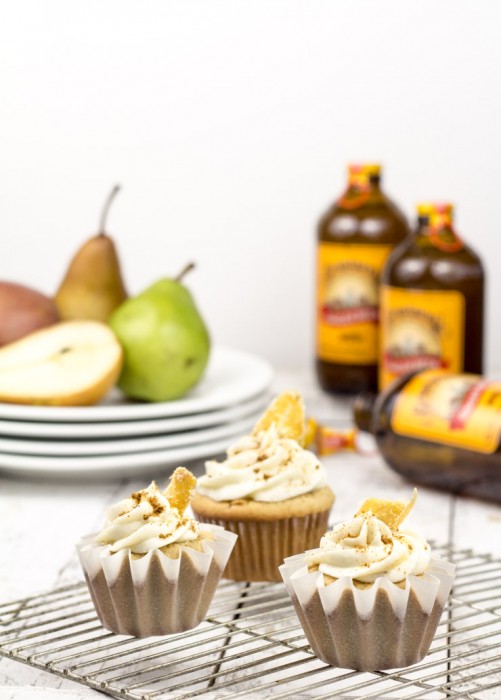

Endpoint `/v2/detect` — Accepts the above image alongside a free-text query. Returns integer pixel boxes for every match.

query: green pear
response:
[109,264,210,402]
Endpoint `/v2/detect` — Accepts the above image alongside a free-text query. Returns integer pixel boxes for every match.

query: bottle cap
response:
[348,163,381,177]
[416,202,454,221]
[417,203,462,252]
[342,164,381,209]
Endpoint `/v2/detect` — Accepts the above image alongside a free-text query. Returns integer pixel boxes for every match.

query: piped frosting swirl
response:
[96,481,199,554]
[196,424,327,503]
[306,511,431,584]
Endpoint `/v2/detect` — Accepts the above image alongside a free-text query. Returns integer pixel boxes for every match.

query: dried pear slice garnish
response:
[356,488,418,531]
[252,391,306,447]
[165,466,197,515]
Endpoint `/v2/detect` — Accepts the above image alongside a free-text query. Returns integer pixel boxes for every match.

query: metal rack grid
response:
[1,544,501,699]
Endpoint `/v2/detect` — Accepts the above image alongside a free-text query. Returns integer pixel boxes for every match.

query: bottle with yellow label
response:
[379,203,485,390]
[316,164,409,394]
[353,369,501,504]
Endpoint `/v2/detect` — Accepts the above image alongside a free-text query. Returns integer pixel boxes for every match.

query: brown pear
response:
[55,185,128,322]
[0,281,59,347]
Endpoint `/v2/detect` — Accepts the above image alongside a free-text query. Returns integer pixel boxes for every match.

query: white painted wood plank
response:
[453,497,501,556]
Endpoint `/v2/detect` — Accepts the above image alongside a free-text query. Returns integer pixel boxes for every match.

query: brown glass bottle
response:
[316,164,409,394]
[360,369,501,505]
[379,203,484,390]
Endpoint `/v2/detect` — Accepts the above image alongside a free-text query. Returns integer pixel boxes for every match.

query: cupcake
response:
[191,392,335,582]
[279,490,455,671]
[77,467,237,638]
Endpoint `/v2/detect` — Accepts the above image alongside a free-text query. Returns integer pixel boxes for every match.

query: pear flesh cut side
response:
[0,321,123,406]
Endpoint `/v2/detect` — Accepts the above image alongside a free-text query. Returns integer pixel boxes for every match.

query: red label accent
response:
[321,305,379,326]
[450,381,490,430]
[383,353,448,375]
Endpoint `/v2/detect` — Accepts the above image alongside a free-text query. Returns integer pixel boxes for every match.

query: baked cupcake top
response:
[96,467,200,554]
[307,489,430,584]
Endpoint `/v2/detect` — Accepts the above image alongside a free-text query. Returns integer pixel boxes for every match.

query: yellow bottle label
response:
[316,242,393,364]
[379,286,465,390]
[392,369,501,454]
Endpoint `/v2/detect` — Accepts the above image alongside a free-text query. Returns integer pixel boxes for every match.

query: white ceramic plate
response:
[0,347,273,423]
[0,435,233,478]
[0,393,269,439]
[0,415,256,457]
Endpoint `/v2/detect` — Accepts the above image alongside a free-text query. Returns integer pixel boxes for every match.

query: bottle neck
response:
[353,391,377,433]
[340,174,382,209]
[346,173,381,191]
[415,215,464,252]
[416,216,431,234]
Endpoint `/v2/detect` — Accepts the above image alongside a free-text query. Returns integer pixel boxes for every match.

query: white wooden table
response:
[0,370,500,699]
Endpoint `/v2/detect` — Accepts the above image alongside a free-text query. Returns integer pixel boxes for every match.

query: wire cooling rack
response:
[1,544,500,699]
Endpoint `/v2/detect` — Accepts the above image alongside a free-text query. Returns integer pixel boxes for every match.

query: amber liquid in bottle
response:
[366,370,501,505]
[316,164,409,394]
[379,203,484,390]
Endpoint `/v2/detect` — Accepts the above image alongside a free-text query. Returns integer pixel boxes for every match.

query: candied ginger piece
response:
[252,391,306,446]
[356,488,417,531]
[304,417,318,449]
[165,467,197,515]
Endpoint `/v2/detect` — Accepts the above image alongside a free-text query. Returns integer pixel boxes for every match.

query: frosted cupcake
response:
[77,468,236,637]
[280,490,455,671]
[191,393,335,582]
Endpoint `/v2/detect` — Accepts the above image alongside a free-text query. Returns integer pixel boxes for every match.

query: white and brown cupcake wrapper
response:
[77,524,237,638]
[194,510,331,582]
[279,555,455,671]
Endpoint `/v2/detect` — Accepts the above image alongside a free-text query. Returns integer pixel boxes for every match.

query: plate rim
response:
[0,392,270,439]
[0,434,233,478]
[0,347,273,423]
[0,415,256,457]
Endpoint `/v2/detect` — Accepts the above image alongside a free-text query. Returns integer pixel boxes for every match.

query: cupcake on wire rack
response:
[77,467,236,638]
[191,392,335,582]
[279,490,455,671]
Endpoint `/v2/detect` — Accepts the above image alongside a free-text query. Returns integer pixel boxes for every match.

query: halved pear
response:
[0,321,123,406]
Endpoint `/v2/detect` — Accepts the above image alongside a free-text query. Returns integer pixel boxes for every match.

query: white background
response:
[1,0,500,370]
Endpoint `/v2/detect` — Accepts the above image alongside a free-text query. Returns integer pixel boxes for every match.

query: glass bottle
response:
[353,369,501,505]
[316,164,409,394]
[379,203,485,391]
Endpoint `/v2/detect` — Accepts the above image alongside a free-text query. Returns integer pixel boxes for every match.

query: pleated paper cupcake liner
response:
[77,524,237,638]
[193,510,331,582]
[280,554,456,671]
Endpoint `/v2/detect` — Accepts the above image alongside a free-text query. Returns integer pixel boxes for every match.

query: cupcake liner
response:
[77,524,237,638]
[194,510,331,582]
[279,554,455,671]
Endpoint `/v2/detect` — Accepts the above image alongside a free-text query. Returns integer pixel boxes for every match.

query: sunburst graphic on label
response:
[421,374,480,424]
[321,263,378,327]
[384,309,445,375]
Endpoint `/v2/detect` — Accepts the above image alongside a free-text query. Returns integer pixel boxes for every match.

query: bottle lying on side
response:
[353,369,501,504]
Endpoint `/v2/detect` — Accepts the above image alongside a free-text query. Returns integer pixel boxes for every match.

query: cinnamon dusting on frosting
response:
[306,496,430,584]
[96,470,201,555]
[197,424,327,503]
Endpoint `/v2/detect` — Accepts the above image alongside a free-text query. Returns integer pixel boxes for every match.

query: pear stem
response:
[175,262,196,282]
[98,184,121,235]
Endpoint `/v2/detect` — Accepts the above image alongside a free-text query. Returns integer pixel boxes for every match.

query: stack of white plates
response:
[0,347,273,478]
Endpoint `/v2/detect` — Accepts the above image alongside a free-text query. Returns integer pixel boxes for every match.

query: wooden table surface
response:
[1,369,500,698]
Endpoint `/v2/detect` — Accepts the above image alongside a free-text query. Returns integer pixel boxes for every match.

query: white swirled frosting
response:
[96,481,199,554]
[196,425,326,502]
[306,512,431,584]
